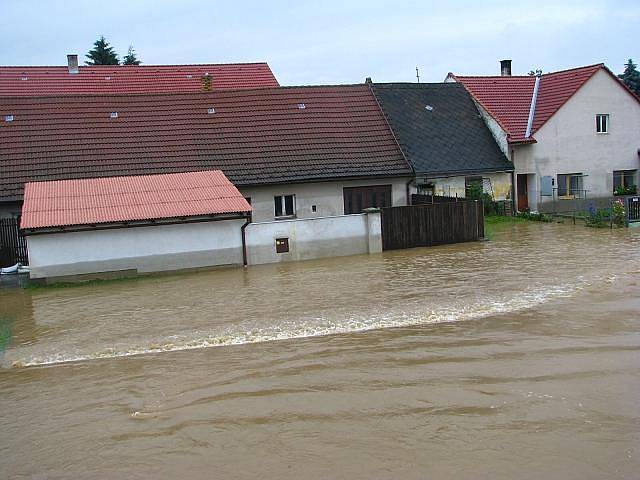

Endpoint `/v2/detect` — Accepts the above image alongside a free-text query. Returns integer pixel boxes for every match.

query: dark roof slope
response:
[0,63,279,96]
[0,85,412,202]
[371,82,513,176]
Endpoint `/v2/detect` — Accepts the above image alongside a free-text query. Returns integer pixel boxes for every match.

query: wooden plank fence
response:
[0,218,28,267]
[381,201,484,251]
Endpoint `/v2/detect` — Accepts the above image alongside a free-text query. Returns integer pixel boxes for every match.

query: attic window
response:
[425,105,434,111]
[110,112,118,119]
[297,103,306,109]
[207,107,215,114]
[5,115,14,122]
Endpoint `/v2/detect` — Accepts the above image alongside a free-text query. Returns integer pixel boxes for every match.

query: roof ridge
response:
[0,62,272,69]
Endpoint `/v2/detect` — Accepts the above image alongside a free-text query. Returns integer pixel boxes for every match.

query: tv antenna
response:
[416,66,420,83]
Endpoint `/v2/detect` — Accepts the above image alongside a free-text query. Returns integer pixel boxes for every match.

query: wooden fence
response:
[0,218,28,267]
[381,201,484,251]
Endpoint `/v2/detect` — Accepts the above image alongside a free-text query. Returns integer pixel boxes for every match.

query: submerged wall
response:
[27,220,246,280]
[245,212,381,265]
[26,212,383,281]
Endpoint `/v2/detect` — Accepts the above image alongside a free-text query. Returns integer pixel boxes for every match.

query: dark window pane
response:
[557,175,567,196]
[614,171,622,189]
[284,195,294,216]
[274,196,283,217]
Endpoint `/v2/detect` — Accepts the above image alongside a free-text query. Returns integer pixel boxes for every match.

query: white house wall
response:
[239,178,410,222]
[514,69,640,210]
[27,220,246,280]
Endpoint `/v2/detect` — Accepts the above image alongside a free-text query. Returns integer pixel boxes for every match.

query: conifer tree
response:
[122,45,141,65]
[85,36,119,65]
[618,59,640,96]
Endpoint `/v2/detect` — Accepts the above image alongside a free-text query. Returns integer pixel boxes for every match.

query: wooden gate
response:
[0,218,28,267]
[381,201,484,251]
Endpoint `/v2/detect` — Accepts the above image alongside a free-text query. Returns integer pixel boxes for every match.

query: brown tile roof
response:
[450,64,640,143]
[0,85,412,202]
[21,170,251,230]
[0,63,279,96]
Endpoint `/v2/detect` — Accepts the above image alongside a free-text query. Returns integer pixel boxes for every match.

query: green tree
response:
[618,59,640,95]
[85,36,119,65]
[122,45,141,65]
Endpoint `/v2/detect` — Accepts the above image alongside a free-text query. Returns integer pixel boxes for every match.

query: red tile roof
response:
[452,64,617,143]
[21,170,251,230]
[0,85,411,202]
[0,63,279,96]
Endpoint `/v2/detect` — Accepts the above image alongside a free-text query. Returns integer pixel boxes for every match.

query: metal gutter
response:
[525,74,541,138]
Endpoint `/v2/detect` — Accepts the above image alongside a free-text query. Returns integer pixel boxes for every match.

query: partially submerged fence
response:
[381,201,484,251]
[0,218,28,267]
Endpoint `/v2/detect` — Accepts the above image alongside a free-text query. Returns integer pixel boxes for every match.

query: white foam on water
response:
[9,277,594,369]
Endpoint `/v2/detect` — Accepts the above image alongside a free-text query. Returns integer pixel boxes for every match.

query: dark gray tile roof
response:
[371,82,514,176]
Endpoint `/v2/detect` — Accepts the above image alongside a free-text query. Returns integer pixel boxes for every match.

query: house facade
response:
[448,62,640,212]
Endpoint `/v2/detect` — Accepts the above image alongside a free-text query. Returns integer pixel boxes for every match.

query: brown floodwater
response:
[1,221,639,479]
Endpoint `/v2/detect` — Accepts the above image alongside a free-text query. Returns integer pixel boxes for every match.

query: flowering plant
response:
[612,199,626,227]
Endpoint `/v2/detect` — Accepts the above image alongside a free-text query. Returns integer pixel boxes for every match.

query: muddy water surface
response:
[1,221,639,479]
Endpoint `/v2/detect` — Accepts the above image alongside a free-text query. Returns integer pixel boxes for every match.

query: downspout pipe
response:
[241,213,251,267]
[525,74,541,139]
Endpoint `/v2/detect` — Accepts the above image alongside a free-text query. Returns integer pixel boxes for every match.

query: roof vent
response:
[187,74,193,79]
[297,103,306,109]
[67,54,79,74]
[207,107,215,114]
[425,105,434,111]
[21,76,28,81]
[105,76,111,80]
[110,112,118,119]
[5,115,14,122]
[500,59,512,76]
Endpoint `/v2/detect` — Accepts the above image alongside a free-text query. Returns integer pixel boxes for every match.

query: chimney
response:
[500,59,512,76]
[201,73,212,91]
[67,54,79,74]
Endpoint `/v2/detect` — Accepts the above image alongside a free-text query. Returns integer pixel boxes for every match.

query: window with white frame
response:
[274,194,295,218]
[595,114,609,134]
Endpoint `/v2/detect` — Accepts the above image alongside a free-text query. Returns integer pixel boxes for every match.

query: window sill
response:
[596,132,609,135]
[274,215,297,220]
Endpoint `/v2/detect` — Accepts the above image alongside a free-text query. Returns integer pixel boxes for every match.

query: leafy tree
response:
[122,45,141,65]
[618,59,640,95]
[86,36,119,65]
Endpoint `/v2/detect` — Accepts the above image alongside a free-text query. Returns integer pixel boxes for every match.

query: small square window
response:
[596,114,609,134]
[274,194,295,218]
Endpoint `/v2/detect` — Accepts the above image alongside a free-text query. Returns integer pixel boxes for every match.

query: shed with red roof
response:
[22,170,253,281]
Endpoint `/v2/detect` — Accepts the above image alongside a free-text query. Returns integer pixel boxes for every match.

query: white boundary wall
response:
[26,212,383,281]
[245,212,382,265]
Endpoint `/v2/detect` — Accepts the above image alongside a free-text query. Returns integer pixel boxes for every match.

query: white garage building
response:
[21,170,252,282]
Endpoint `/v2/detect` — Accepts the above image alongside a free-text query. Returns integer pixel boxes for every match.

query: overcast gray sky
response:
[1,0,638,84]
